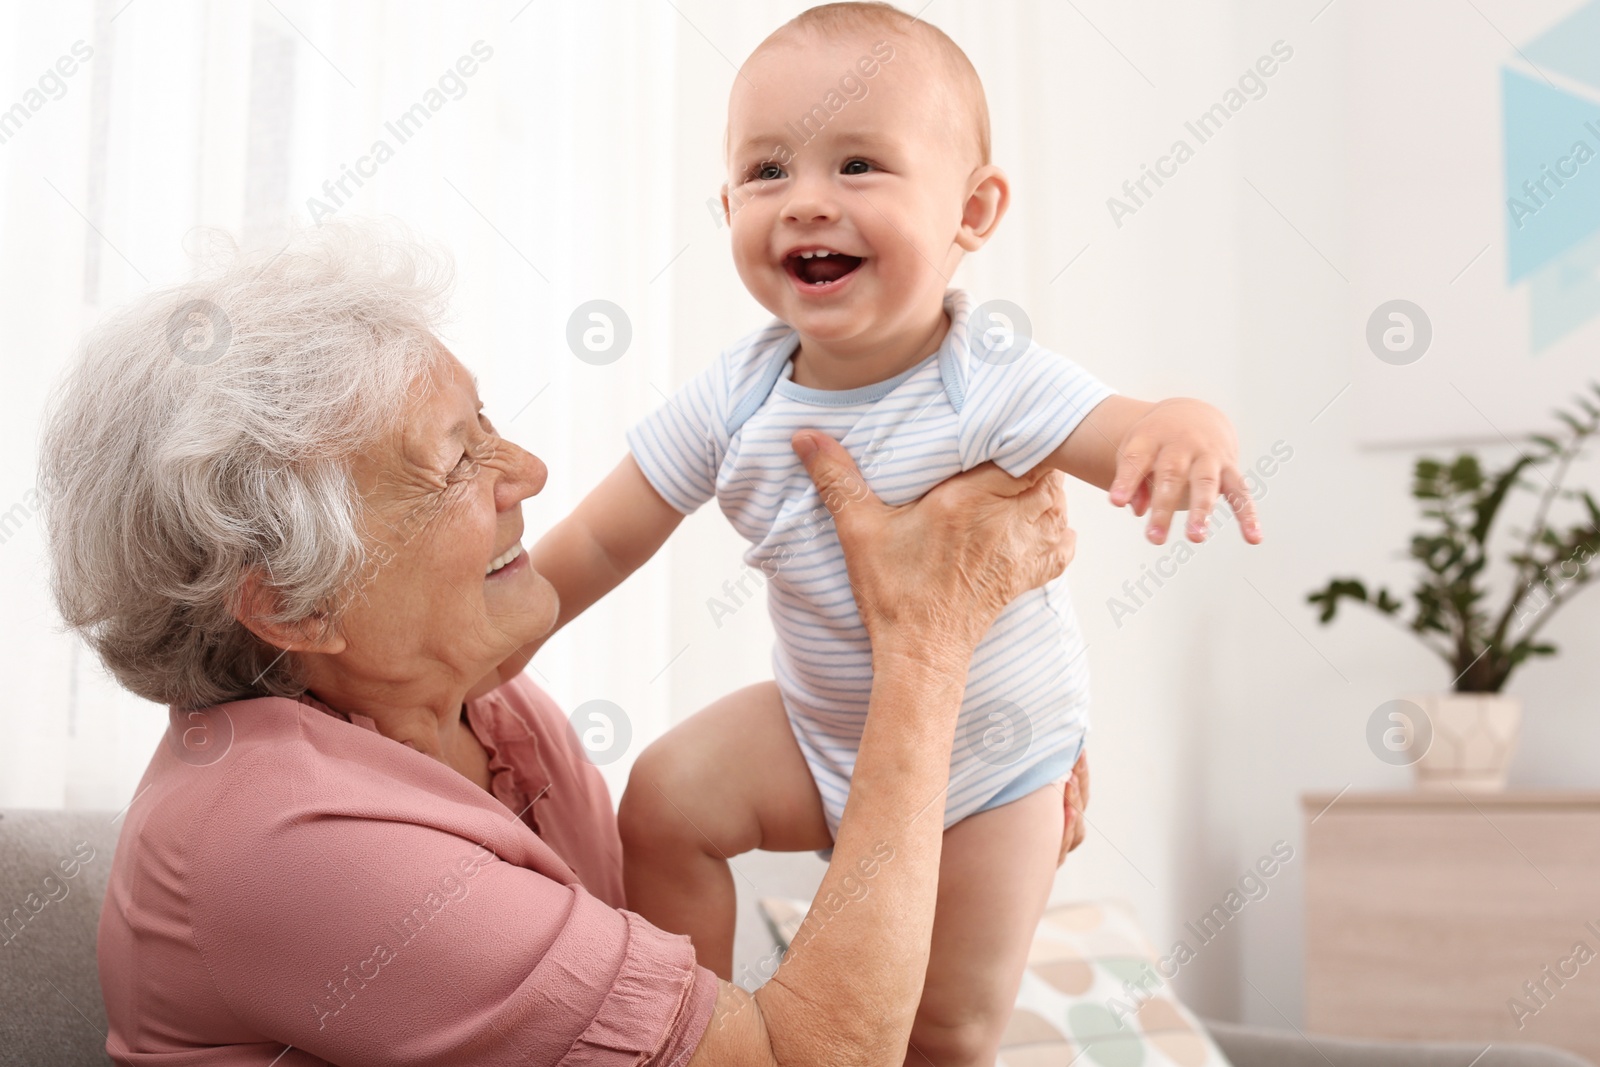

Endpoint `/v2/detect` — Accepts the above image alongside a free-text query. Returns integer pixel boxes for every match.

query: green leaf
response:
[1307,579,1372,624]
[1469,453,1538,545]
[1449,455,1484,492]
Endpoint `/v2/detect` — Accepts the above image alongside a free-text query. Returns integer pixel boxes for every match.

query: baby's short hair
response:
[759,2,991,166]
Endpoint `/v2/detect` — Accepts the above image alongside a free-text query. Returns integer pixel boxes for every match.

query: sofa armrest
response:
[1203,1020,1596,1067]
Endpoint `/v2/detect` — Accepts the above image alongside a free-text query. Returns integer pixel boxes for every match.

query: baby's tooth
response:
[816,250,831,257]
[799,251,814,259]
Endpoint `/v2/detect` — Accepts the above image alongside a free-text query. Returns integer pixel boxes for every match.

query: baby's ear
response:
[719,182,734,229]
[956,165,1010,252]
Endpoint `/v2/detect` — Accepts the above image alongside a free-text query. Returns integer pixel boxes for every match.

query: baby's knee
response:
[905,1011,1004,1067]
[907,975,1017,1067]
[617,734,715,852]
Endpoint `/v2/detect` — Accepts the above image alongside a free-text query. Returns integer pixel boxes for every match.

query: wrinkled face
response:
[725,31,978,349]
[333,352,555,695]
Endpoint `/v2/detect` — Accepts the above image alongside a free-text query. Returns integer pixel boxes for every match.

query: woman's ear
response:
[232,568,347,655]
[956,165,1010,252]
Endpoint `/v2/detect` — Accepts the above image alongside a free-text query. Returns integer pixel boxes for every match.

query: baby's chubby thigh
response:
[617,679,832,862]
[904,782,1066,1067]
[618,680,832,979]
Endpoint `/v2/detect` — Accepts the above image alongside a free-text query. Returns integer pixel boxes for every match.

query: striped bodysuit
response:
[627,289,1113,834]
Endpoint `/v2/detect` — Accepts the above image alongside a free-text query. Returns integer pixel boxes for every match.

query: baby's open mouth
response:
[785,249,864,286]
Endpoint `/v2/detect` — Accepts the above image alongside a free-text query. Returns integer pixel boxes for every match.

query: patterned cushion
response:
[1004,899,1230,1067]
[757,896,1232,1067]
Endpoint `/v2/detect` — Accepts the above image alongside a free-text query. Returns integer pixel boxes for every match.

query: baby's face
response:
[725,33,982,349]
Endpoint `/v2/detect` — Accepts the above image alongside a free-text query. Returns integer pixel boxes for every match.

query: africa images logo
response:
[1502,1,1600,351]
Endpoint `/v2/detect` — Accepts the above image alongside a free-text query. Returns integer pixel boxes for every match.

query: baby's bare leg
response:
[617,680,831,980]
[903,782,1066,1067]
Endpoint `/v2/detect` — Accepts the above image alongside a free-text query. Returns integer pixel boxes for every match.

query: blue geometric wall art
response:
[1503,0,1600,351]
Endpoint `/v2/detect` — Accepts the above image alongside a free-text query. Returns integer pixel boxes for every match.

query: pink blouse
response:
[98,673,719,1066]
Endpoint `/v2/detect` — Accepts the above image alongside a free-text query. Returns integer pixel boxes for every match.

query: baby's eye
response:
[750,161,786,182]
[841,159,873,175]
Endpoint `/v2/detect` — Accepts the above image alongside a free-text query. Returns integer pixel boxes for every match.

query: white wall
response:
[1219,0,1600,1027]
[658,0,1600,1028]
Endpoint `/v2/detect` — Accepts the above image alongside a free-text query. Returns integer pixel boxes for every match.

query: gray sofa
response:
[1,809,119,1066]
[2,809,1591,1067]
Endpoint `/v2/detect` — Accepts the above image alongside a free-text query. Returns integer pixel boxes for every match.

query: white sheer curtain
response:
[0,0,684,808]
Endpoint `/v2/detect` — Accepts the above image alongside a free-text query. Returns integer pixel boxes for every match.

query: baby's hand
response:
[1106,398,1262,545]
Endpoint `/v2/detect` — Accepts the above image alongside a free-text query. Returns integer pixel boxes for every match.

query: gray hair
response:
[39,221,453,710]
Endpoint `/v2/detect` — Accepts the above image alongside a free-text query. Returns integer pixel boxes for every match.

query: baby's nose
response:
[783,179,840,224]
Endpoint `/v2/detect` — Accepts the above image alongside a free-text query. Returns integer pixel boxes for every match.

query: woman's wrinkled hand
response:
[791,430,1075,663]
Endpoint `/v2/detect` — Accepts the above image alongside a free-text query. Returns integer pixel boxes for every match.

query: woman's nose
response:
[496,441,547,508]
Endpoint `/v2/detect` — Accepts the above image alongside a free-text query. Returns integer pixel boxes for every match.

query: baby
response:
[532,3,1261,1063]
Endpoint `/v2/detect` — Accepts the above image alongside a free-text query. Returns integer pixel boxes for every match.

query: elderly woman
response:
[40,223,1087,1066]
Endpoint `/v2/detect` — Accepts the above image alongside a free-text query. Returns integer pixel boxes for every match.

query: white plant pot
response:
[1406,692,1522,791]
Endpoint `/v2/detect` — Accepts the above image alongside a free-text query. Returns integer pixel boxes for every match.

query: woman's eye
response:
[841,159,872,175]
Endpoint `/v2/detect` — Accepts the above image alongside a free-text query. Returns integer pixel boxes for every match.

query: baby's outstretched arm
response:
[471,456,682,695]
[1047,394,1263,546]
[530,454,684,634]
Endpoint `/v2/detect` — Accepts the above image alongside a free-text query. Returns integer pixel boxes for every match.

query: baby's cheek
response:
[731,234,767,278]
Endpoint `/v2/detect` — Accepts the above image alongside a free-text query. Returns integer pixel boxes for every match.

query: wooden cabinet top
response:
[1301,789,1600,812]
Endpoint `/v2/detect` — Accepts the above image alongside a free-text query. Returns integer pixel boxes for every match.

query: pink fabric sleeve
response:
[188,803,718,1066]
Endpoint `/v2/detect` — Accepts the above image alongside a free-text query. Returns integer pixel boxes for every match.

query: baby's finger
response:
[1221,466,1264,544]
[1109,438,1154,508]
[1184,456,1222,542]
[1145,450,1192,544]
[1130,477,1153,517]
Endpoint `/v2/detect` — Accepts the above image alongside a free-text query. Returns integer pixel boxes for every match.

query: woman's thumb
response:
[792,431,873,519]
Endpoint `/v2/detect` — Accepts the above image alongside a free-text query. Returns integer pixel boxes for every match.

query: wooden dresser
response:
[1303,790,1600,1061]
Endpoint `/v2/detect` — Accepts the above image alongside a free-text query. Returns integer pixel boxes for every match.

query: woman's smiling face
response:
[331,351,557,697]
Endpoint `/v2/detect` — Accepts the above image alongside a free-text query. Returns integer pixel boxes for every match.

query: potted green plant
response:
[1307,385,1600,789]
